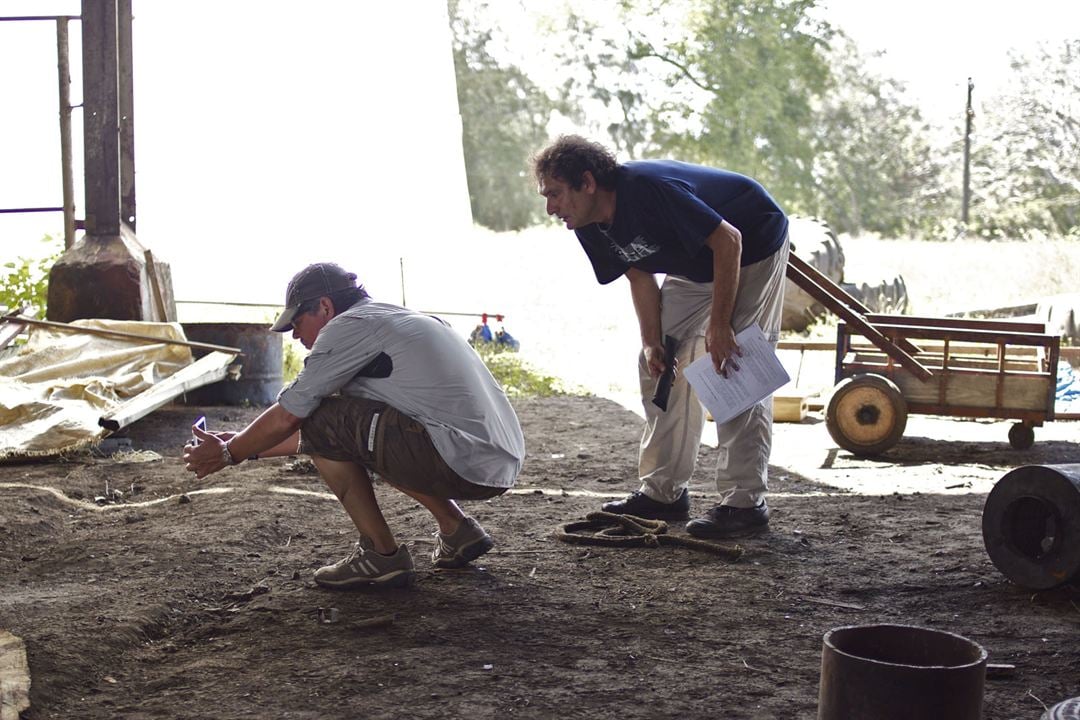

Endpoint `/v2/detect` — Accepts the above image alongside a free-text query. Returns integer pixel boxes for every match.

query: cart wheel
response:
[1008,422,1035,450]
[826,374,908,457]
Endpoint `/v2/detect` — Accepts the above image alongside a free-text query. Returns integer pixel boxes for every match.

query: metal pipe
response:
[57,17,76,248]
[0,15,81,22]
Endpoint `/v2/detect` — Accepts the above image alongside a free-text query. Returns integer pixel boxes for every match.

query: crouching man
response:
[183,262,525,590]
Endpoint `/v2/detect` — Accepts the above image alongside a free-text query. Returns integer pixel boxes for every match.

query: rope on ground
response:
[555,511,743,560]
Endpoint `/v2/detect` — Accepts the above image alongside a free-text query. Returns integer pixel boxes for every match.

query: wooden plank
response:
[0,630,31,720]
[98,350,237,432]
[0,319,26,351]
[872,322,1059,347]
[865,314,1047,334]
[780,341,1080,366]
[773,393,808,422]
[144,249,167,321]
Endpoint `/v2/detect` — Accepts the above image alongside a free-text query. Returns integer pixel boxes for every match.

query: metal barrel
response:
[1042,697,1080,719]
[982,464,1080,590]
[180,322,283,406]
[818,624,987,720]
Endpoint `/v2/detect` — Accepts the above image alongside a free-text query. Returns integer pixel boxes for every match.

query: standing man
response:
[184,263,525,589]
[532,135,789,538]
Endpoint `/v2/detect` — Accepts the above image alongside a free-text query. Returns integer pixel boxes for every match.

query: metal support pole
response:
[56,17,76,248]
[81,0,121,237]
[118,0,135,230]
[962,77,974,225]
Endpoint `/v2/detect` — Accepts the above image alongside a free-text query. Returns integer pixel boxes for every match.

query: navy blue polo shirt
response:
[574,160,787,284]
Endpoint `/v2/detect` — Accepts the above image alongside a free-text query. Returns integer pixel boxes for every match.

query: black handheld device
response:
[651,335,679,412]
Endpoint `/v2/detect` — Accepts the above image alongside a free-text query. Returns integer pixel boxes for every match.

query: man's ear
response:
[319,297,335,318]
[582,170,597,194]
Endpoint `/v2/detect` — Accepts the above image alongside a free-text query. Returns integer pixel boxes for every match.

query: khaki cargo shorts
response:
[299,395,505,501]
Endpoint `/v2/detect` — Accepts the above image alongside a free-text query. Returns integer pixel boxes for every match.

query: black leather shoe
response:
[601,488,690,521]
[686,502,770,538]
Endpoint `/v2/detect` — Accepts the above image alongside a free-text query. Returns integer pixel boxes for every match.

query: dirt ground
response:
[2,395,1079,720]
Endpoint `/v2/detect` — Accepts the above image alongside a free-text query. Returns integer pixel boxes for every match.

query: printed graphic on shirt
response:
[603,231,659,264]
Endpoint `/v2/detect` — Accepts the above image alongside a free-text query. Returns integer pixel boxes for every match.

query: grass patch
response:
[472,343,587,398]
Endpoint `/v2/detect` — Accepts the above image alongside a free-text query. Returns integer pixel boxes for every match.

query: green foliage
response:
[547,1,945,234]
[472,343,585,398]
[811,36,951,236]
[448,0,558,231]
[282,340,304,383]
[966,40,1080,239]
[0,235,62,315]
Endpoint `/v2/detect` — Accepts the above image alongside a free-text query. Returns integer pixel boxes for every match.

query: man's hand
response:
[183,425,230,479]
[705,320,741,377]
[643,341,678,379]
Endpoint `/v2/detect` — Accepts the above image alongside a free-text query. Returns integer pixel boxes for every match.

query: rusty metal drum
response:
[818,624,987,720]
[982,464,1080,590]
[180,322,283,406]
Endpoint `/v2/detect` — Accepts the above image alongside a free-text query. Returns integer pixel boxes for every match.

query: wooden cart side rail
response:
[787,256,932,380]
[864,314,1048,334]
[841,359,1056,381]
[870,323,1061,348]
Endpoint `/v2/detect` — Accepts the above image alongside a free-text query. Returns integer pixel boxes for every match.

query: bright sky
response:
[2,0,1077,308]
[818,0,1080,125]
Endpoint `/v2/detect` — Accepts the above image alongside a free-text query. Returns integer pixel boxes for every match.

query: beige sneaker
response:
[432,516,495,568]
[314,539,415,589]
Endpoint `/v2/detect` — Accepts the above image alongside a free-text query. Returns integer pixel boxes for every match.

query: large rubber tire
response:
[826,374,908,457]
[782,216,844,332]
[982,464,1080,589]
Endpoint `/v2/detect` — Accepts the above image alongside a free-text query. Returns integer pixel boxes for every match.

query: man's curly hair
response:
[531,135,620,190]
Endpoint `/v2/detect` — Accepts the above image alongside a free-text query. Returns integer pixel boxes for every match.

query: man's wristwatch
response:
[222,440,238,466]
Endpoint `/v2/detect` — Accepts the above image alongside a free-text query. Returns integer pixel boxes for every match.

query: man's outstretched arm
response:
[185,403,302,479]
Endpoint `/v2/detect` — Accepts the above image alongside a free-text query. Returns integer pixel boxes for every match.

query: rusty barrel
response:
[180,322,283,406]
[818,624,987,720]
[982,464,1080,589]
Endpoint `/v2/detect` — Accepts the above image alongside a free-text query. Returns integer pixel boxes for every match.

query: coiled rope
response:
[555,511,743,560]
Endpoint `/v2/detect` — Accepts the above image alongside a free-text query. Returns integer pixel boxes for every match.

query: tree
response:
[448,0,556,231]
[970,40,1080,238]
[811,36,950,236]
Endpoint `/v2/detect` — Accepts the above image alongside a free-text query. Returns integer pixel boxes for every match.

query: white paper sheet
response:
[683,324,790,425]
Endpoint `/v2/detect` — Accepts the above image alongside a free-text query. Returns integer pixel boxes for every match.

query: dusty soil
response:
[2,395,1079,720]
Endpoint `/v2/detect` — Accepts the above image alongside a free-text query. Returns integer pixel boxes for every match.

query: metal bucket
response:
[180,322,283,406]
[982,464,1080,589]
[818,624,987,720]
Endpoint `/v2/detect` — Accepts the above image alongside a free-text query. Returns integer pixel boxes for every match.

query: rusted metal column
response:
[47,0,176,323]
[117,0,135,230]
[56,16,76,249]
[80,0,120,237]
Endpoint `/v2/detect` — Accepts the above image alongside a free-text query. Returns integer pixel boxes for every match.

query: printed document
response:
[683,324,789,425]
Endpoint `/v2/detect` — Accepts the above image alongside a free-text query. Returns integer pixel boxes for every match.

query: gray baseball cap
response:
[270,263,358,332]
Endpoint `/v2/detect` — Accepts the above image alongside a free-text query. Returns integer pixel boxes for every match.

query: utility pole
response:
[962,77,974,225]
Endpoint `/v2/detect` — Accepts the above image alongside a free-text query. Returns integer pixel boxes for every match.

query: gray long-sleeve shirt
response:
[277,300,524,488]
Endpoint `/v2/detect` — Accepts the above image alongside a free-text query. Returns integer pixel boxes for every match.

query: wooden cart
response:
[786,253,1062,456]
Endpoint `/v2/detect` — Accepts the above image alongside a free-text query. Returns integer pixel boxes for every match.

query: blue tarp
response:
[1057,361,1080,414]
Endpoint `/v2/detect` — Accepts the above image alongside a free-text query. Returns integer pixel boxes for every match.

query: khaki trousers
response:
[637,234,790,508]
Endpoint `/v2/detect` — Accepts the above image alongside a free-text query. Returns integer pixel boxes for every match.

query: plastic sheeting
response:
[1058,361,1080,416]
[0,320,194,460]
